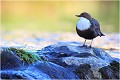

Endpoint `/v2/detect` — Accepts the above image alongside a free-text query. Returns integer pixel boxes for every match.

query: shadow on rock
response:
[75,64,94,79]
[1,48,23,70]
[99,60,120,79]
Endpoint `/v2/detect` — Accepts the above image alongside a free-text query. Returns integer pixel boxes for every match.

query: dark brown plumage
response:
[76,12,105,47]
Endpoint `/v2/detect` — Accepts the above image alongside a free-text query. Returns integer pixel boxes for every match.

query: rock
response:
[75,64,94,79]
[99,66,119,79]
[1,71,32,79]
[1,69,51,79]
[37,42,119,79]
[1,47,23,70]
[99,61,120,79]
[1,42,119,79]
[48,58,69,67]
[38,42,114,69]
[1,62,79,79]
[110,60,120,69]
[31,62,79,79]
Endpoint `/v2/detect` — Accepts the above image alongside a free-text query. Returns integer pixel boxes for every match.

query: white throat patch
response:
[76,17,91,30]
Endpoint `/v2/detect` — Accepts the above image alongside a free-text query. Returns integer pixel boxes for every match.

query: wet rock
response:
[110,60,120,69]
[38,42,114,69]
[1,71,29,79]
[99,61,119,79]
[32,62,79,79]
[37,42,119,79]
[1,42,119,79]
[75,64,94,79]
[48,58,69,67]
[99,66,117,79]
[1,47,23,70]
[1,62,79,79]
[1,70,50,79]
[93,48,113,62]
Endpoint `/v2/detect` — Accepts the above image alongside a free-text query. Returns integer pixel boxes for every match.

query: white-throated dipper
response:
[76,12,105,47]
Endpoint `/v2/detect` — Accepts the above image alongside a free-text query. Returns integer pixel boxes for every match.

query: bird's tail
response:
[100,33,105,37]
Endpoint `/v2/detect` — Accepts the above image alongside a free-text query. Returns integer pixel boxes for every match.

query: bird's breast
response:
[76,17,91,31]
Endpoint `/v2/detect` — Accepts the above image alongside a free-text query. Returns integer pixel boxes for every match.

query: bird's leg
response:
[83,39,87,47]
[89,39,93,48]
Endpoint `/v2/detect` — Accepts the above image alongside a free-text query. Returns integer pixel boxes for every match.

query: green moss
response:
[7,47,42,64]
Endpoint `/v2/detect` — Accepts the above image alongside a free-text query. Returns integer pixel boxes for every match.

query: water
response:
[1,31,120,59]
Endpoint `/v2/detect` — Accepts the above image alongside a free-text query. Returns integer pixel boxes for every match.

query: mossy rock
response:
[1,47,23,70]
[1,47,43,65]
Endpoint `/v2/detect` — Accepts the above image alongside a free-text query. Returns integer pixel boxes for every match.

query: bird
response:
[76,12,105,47]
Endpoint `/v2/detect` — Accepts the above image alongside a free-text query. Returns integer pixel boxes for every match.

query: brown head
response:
[76,12,92,20]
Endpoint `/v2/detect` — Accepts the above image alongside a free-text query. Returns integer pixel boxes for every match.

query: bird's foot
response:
[88,45,92,48]
[82,44,87,47]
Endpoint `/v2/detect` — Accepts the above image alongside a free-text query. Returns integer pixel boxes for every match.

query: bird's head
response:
[76,12,92,20]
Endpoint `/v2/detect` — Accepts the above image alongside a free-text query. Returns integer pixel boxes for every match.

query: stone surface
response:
[1,62,78,79]
[37,42,120,79]
[32,62,79,79]
[1,42,120,79]
[99,61,119,79]
[75,64,94,79]
[38,42,114,69]
[1,47,23,70]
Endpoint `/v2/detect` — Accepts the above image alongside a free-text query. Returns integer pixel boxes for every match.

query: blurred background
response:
[1,1,119,59]
[1,1,119,33]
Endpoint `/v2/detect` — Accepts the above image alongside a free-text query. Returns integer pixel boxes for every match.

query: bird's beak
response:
[75,15,80,17]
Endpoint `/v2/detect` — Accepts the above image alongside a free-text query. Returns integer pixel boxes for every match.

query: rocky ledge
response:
[1,42,120,79]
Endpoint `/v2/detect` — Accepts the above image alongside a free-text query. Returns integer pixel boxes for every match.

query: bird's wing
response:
[91,18,100,30]
[90,18,104,36]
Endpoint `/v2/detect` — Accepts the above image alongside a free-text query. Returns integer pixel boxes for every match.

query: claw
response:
[89,45,92,48]
[82,44,87,47]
